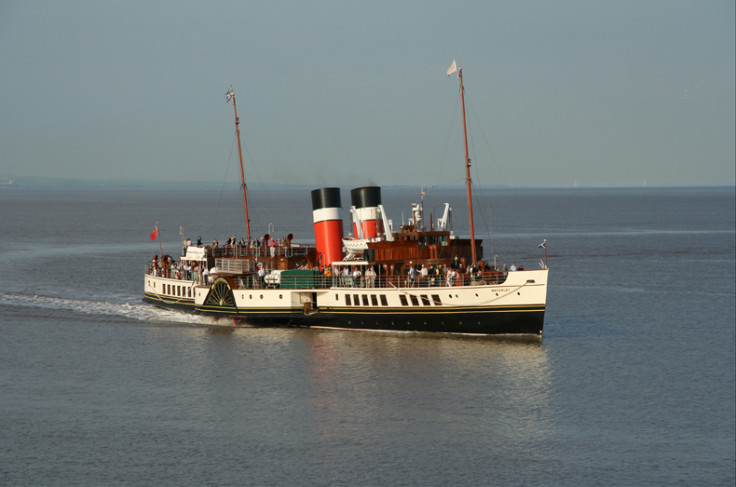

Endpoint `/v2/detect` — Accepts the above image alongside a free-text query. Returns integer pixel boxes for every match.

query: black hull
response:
[143,294,544,335]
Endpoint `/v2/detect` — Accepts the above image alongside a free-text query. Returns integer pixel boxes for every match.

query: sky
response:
[1,0,734,188]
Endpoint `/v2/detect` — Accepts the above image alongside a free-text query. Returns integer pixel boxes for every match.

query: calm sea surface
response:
[1,186,734,486]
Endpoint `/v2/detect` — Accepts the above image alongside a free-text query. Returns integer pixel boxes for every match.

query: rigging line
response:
[468,97,507,186]
[461,90,491,234]
[239,139,280,235]
[462,89,511,261]
[435,88,461,187]
[215,132,238,229]
[462,92,501,263]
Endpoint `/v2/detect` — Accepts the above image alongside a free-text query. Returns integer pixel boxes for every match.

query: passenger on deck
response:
[257,265,265,288]
[447,269,456,286]
[324,266,333,286]
[365,266,376,288]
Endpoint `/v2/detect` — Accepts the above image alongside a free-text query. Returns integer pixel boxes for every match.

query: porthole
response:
[260,295,263,299]
[279,295,283,299]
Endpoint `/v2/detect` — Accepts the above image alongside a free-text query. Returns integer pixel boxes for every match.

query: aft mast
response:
[447,61,477,265]
[226,85,252,244]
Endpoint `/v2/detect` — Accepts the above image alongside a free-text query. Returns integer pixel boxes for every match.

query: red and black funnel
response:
[350,186,383,239]
[311,187,344,267]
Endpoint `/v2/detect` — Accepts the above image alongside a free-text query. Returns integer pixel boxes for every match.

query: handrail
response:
[146,263,510,290]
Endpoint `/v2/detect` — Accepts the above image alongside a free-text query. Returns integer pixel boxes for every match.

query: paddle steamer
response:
[143,63,549,335]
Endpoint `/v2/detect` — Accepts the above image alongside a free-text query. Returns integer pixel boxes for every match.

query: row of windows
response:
[151,280,192,298]
[342,293,443,307]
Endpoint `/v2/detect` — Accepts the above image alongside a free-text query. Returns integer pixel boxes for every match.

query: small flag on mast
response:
[538,239,546,249]
[446,60,458,76]
[150,225,159,241]
[226,85,234,103]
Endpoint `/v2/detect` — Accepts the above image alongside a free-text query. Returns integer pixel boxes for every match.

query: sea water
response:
[0,185,734,486]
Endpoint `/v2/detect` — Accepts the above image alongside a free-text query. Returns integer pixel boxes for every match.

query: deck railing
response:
[201,243,312,259]
[146,263,509,289]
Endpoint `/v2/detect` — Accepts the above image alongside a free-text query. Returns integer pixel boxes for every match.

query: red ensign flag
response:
[150,226,158,240]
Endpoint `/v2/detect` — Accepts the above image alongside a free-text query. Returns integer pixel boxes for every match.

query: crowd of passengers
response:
[149,251,520,289]
[183,234,297,258]
[325,260,520,288]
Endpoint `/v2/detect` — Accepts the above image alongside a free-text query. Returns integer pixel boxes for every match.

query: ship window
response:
[353,294,360,306]
[371,295,378,306]
[410,295,419,306]
[432,294,442,305]
[362,295,369,306]
[178,286,181,296]
[335,294,339,301]
[380,295,388,306]
[420,295,430,306]
[345,294,351,306]
[399,295,408,306]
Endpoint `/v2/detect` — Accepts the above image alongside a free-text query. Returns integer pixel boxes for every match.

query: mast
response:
[226,85,251,244]
[458,67,477,265]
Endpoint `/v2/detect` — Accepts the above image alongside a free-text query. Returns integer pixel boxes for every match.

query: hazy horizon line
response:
[1,175,733,191]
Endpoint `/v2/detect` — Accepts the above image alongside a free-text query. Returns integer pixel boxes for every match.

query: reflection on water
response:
[139,325,553,454]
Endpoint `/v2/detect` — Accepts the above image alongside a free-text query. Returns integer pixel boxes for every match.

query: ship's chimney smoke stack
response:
[311,187,344,268]
[350,186,383,239]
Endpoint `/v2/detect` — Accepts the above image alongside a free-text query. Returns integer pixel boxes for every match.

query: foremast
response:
[226,85,251,244]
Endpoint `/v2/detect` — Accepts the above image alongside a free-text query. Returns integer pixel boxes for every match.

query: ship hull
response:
[143,269,548,336]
